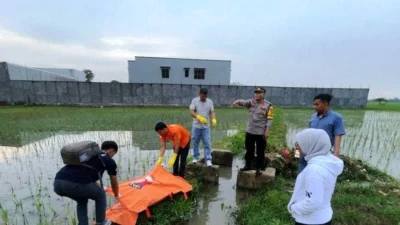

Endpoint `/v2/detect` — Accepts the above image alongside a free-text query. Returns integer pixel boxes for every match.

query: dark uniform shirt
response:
[55,153,117,184]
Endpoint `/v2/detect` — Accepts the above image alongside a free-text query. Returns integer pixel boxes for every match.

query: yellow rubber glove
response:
[212,118,217,128]
[167,153,178,168]
[196,115,208,124]
[156,156,163,165]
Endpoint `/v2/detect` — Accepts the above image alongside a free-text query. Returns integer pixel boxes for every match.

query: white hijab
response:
[295,128,332,161]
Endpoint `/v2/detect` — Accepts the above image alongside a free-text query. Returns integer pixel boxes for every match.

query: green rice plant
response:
[1,106,399,225]
[71,215,77,225]
[0,202,9,224]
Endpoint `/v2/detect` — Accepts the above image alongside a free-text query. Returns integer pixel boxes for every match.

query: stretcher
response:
[104,165,193,225]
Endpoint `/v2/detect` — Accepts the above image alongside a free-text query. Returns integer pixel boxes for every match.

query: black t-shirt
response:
[55,153,117,184]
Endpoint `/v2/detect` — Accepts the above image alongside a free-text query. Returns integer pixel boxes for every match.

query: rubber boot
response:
[240,162,252,171]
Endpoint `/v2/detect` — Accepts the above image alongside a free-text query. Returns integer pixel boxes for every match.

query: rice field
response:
[0,106,247,225]
[284,108,400,180]
[1,106,399,225]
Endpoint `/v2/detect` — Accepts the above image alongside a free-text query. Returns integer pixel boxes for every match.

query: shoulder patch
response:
[267,105,274,119]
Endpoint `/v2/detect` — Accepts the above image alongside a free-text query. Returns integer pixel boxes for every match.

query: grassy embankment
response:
[214,107,400,225]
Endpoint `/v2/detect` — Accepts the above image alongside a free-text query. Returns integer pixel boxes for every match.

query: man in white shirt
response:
[189,87,217,167]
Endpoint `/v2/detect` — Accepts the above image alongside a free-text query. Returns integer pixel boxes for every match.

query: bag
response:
[61,141,103,165]
[60,140,106,189]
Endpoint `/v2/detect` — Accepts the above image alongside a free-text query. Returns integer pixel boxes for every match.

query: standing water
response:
[0,129,248,225]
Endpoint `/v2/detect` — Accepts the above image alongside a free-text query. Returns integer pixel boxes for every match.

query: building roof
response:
[128,56,231,62]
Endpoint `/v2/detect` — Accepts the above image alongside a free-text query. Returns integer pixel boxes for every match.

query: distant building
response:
[33,67,85,81]
[1,62,85,82]
[128,56,231,85]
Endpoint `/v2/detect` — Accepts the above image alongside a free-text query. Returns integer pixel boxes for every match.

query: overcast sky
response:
[0,0,399,99]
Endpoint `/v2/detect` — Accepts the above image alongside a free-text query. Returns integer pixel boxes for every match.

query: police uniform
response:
[238,87,274,173]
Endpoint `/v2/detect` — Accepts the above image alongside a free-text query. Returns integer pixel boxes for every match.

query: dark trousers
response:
[173,140,190,178]
[54,179,106,225]
[245,132,266,169]
[295,220,331,225]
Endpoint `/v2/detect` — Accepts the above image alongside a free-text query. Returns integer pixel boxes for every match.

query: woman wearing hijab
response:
[288,128,344,225]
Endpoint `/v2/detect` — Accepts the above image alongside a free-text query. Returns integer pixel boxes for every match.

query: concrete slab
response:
[186,162,219,184]
[236,167,276,189]
[211,149,234,167]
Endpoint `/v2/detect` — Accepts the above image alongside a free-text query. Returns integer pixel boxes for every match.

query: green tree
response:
[83,69,95,82]
[376,98,388,105]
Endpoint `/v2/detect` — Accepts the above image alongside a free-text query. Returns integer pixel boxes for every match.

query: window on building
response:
[184,68,190,78]
[194,68,205,80]
[161,67,170,78]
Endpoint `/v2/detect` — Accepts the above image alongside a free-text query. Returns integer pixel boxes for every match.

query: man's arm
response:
[173,143,180,154]
[110,175,119,198]
[173,133,182,154]
[166,133,181,168]
[209,100,217,127]
[106,160,119,198]
[233,99,252,108]
[334,136,342,157]
[190,109,197,118]
[159,140,167,157]
[210,111,216,120]
[189,99,197,118]
[333,116,346,157]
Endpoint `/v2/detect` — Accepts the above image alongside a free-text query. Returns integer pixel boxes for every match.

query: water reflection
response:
[185,159,249,225]
[0,131,161,224]
[0,129,244,225]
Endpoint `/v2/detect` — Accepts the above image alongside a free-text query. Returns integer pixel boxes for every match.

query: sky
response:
[0,0,399,99]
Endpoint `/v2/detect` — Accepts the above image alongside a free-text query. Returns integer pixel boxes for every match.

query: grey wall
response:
[1,80,370,108]
[0,63,10,104]
[128,57,231,85]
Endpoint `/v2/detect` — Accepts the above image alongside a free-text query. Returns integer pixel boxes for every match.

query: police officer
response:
[233,87,274,175]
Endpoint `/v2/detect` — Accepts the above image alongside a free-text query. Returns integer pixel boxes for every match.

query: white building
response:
[128,56,231,85]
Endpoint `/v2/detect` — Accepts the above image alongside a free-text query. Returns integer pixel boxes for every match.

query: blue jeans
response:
[53,179,106,225]
[298,155,308,174]
[192,127,212,161]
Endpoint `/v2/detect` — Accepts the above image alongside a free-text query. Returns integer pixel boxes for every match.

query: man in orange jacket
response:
[154,122,191,178]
